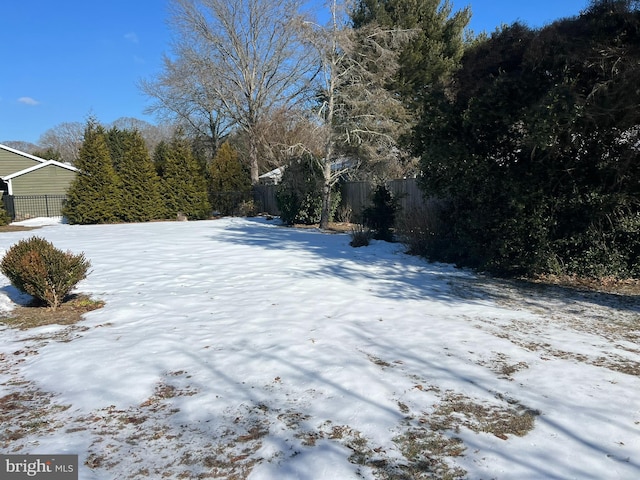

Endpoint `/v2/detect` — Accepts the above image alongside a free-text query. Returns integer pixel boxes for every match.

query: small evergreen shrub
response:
[349,224,372,247]
[362,185,400,241]
[0,201,9,226]
[1,237,91,310]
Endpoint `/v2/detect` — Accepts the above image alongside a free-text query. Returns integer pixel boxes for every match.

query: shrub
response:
[1,237,91,310]
[395,202,445,257]
[276,158,341,225]
[349,224,372,247]
[335,205,353,223]
[0,201,9,226]
[362,185,400,241]
[238,199,257,217]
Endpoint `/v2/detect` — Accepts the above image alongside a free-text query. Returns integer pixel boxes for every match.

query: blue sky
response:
[1,0,588,145]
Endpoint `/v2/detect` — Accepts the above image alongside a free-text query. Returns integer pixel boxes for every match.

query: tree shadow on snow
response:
[343,323,640,479]
[210,218,479,305]
[212,218,640,315]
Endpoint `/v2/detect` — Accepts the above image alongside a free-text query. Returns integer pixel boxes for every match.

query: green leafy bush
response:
[363,185,400,241]
[415,10,640,278]
[276,158,341,225]
[1,237,91,310]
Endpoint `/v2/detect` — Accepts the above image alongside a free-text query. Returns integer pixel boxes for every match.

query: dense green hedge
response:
[415,5,640,278]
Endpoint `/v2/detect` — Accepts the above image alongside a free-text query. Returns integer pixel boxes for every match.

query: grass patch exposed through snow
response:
[0,294,104,330]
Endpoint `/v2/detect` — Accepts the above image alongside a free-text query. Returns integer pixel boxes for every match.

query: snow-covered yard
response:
[0,217,639,479]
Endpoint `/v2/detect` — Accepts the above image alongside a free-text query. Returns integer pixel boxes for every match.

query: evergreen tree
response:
[63,121,122,224]
[209,142,251,215]
[153,140,170,178]
[156,137,211,220]
[32,147,62,162]
[106,127,128,172]
[275,156,341,225]
[108,127,166,222]
[351,0,470,109]
[587,0,639,13]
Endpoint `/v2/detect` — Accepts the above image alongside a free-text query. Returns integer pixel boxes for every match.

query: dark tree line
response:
[414,1,640,278]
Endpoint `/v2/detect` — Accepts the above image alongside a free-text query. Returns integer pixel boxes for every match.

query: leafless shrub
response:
[395,200,445,256]
[349,224,372,247]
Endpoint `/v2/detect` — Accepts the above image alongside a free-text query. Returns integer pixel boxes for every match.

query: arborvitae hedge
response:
[156,137,211,220]
[63,121,122,224]
[209,142,251,215]
[109,128,166,222]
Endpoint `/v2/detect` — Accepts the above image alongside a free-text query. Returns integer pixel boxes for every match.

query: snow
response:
[1,217,639,479]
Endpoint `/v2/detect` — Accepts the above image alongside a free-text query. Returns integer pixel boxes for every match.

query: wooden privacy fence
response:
[253,178,426,219]
[253,185,281,215]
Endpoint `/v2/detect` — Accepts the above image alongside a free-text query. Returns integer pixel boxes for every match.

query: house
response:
[0,143,78,220]
[258,167,284,185]
[258,157,354,186]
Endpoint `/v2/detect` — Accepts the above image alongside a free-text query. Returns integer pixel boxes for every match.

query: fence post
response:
[4,195,16,221]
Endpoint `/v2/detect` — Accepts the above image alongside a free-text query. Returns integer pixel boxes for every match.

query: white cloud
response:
[124,32,139,44]
[17,97,40,106]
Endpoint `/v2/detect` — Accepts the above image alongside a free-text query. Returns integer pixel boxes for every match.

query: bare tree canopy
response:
[146,0,318,183]
[109,117,175,155]
[303,0,416,227]
[0,141,40,154]
[140,54,230,157]
[37,122,84,164]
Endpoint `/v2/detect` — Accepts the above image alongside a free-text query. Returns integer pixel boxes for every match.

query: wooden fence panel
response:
[388,178,425,211]
[340,181,372,220]
[252,178,427,219]
[253,185,280,215]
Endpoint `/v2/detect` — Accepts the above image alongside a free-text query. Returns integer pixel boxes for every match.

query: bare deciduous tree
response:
[304,0,415,228]
[110,117,175,156]
[149,0,318,183]
[0,141,39,154]
[140,55,231,157]
[37,122,84,164]
[239,108,325,172]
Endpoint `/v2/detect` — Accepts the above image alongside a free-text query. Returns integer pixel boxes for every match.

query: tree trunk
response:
[249,137,260,185]
[318,119,335,229]
[319,160,332,229]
